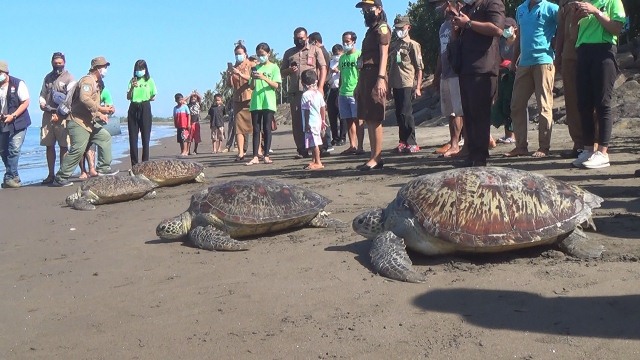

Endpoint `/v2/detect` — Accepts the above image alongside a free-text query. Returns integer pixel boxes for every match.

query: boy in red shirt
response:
[173,93,191,157]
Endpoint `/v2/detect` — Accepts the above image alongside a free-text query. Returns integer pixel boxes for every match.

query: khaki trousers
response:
[510,64,555,151]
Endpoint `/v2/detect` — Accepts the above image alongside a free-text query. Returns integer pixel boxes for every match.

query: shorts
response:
[338,95,357,119]
[177,128,189,143]
[355,68,385,123]
[305,128,323,149]
[40,113,69,147]
[211,126,225,141]
[189,122,201,143]
[440,77,464,117]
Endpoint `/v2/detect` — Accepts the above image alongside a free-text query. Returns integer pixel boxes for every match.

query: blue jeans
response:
[0,128,27,182]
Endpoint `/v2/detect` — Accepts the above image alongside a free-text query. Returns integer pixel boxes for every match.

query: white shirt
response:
[0,80,29,115]
[329,56,341,89]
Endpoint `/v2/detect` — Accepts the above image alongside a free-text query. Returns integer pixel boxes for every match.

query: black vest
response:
[4,76,31,132]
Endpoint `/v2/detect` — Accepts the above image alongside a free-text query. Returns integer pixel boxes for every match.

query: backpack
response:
[56,76,88,117]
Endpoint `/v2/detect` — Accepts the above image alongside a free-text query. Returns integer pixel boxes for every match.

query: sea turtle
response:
[130,159,205,187]
[156,178,345,250]
[352,167,605,283]
[66,175,158,211]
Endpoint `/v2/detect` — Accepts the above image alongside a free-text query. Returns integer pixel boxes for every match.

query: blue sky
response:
[6,0,409,118]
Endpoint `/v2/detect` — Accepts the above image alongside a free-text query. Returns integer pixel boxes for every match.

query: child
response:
[208,93,226,153]
[173,93,191,157]
[301,69,326,170]
[187,91,202,154]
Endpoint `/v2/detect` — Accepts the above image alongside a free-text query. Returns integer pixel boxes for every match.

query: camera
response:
[291,61,298,67]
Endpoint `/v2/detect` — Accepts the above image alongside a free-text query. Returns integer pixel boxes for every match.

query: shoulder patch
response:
[82,84,91,92]
[379,24,389,35]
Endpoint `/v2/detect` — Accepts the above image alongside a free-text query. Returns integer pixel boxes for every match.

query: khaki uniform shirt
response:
[360,22,392,67]
[70,74,101,131]
[559,0,579,61]
[281,44,327,93]
[230,59,252,103]
[389,37,424,89]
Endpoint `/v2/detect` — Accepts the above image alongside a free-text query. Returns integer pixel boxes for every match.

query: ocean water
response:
[12,123,175,185]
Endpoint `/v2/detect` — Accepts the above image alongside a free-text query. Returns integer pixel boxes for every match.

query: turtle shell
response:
[80,175,156,204]
[131,159,204,186]
[397,167,603,248]
[189,178,330,224]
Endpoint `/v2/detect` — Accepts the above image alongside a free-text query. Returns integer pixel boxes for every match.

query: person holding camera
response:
[0,60,31,189]
[126,59,156,166]
[227,43,253,161]
[52,57,116,187]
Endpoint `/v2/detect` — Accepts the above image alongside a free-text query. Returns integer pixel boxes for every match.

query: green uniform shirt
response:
[339,50,361,96]
[127,77,157,103]
[101,87,113,106]
[575,0,626,47]
[249,62,282,112]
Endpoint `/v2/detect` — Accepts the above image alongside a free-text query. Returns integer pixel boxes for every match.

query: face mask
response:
[99,68,108,78]
[395,29,407,39]
[135,70,145,78]
[343,43,354,52]
[364,11,379,27]
[53,65,64,74]
[294,38,306,49]
[0,74,6,83]
[235,54,245,63]
[258,55,268,64]
[502,27,514,39]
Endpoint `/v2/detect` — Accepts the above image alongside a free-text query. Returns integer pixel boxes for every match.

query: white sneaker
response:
[572,150,593,168]
[582,151,610,169]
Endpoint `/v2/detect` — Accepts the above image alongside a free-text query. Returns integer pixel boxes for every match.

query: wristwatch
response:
[465,21,473,30]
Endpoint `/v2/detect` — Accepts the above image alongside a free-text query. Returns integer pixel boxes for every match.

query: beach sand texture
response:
[1,121,639,359]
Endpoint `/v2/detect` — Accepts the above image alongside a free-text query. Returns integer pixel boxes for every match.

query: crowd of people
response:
[0,0,630,188]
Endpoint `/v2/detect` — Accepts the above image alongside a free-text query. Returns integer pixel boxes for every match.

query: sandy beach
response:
[1,117,639,359]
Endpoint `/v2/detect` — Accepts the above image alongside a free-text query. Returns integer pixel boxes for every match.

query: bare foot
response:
[442,146,461,157]
[489,137,497,149]
[532,149,549,158]
[78,173,89,180]
[434,143,451,154]
[504,148,529,157]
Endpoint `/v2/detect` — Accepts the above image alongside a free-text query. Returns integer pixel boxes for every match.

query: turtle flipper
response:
[309,211,348,228]
[72,197,96,211]
[370,231,426,283]
[558,227,605,259]
[189,225,249,251]
[142,190,157,200]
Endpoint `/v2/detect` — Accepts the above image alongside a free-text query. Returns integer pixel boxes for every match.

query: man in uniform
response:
[52,57,116,187]
[389,15,424,154]
[281,27,327,159]
[39,52,75,185]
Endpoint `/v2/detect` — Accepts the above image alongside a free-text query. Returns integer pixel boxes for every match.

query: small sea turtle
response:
[66,175,157,211]
[130,159,205,187]
[353,167,605,283]
[156,178,345,250]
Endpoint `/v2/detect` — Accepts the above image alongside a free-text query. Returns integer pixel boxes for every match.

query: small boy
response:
[301,69,326,170]
[208,93,226,153]
[173,93,191,157]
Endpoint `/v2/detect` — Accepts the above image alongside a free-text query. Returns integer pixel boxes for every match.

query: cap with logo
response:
[90,56,111,70]
[394,16,411,28]
[0,60,8,73]
[355,0,383,8]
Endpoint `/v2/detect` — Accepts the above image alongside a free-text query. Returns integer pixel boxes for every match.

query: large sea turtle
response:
[130,159,205,186]
[353,167,605,283]
[156,178,345,250]
[66,175,157,211]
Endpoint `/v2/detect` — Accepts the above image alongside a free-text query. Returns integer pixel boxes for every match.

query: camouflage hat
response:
[0,60,8,73]
[394,16,411,28]
[90,56,110,70]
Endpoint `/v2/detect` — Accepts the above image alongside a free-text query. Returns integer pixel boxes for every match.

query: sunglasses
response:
[361,7,377,14]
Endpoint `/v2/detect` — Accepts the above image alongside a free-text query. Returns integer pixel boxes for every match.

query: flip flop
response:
[41,175,55,185]
[245,158,260,166]
[234,155,245,162]
[303,164,324,170]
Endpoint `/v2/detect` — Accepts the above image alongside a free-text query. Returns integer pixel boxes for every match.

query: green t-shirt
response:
[101,88,113,106]
[249,62,282,112]
[339,50,361,96]
[127,77,157,103]
[575,0,626,47]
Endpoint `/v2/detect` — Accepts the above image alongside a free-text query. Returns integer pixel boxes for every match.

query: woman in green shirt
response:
[126,59,157,166]
[246,43,281,166]
[570,0,625,170]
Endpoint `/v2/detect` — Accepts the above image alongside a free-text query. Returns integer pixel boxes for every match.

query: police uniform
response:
[281,43,327,157]
[389,16,423,147]
[56,57,114,182]
[356,20,391,123]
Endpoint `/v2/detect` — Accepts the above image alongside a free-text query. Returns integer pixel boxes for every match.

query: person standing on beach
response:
[281,27,327,160]
[338,31,364,156]
[79,78,115,179]
[208,94,226,154]
[126,59,157,166]
[327,44,345,147]
[187,91,202,155]
[301,70,327,170]
[39,52,74,185]
[173,93,191,157]
[227,44,253,161]
[52,57,116,187]
[0,60,32,189]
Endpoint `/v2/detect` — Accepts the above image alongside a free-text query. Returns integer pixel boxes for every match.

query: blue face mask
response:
[343,43,354,52]
[0,74,6,83]
[258,55,268,64]
[235,54,245,63]
[502,27,514,39]
[135,70,146,78]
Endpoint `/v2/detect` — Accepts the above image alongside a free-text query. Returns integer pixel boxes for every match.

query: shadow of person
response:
[413,288,640,339]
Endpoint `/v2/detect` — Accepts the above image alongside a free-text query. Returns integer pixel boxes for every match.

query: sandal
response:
[263,157,273,164]
[245,157,260,166]
[340,147,357,155]
[235,155,245,162]
[303,164,324,170]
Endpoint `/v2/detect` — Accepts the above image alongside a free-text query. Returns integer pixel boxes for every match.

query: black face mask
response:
[294,38,306,49]
[364,12,379,27]
[53,65,64,75]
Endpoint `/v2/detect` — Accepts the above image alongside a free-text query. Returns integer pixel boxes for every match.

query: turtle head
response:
[156,211,192,240]
[194,172,205,183]
[352,208,385,239]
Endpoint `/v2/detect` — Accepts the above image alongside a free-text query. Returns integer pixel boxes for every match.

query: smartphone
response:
[227,62,233,70]
[291,61,298,67]
[251,67,257,73]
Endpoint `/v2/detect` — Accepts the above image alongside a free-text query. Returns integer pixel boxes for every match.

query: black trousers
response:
[251,110,273,157]
[127,101,152,166]
[459,75,497,163]
[393,87,417,145]
[576,44,617,147]
[327,88,345,142]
